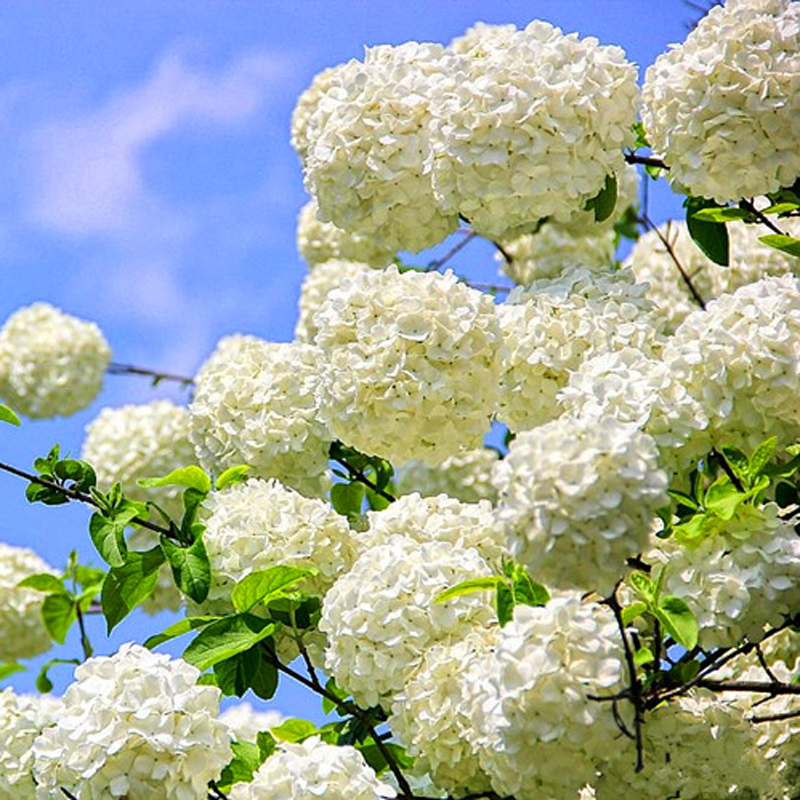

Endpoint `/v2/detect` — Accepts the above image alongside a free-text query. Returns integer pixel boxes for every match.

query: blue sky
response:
[0,2,695,719]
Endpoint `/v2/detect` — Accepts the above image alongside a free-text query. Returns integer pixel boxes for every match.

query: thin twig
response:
[751,708,800,724]
[755,643,779,684]
[107,362,194,386]
[465,281,512,294]
[427,230,478,271]
[331,455,396,504]
[61,790,79,800]
[708,448,745,492]
[208,781,229,800]
[696,679,800,696]
[739,198,788,237]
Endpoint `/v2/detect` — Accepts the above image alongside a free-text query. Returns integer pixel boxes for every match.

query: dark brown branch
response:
[208,782,229,800]
[708,448,745,493]
[739,198,788,237]
[751,708,800,724]
[331,455,396,504]
[107,362,194,386]
[625,153,668,170]
[696,679,800,696]
[61,791,79,800]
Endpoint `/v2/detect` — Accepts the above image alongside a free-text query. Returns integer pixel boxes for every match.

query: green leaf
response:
[357,741,414,777]
[138,466,211,494]
[267,595,322,630]
[720,446,749,483]
[89,513,128,568]
[41,593,76,644]
[270,718,318,743]
[249,654,279,701]
[749,437,778,479]
[365,487,392,512]
[511,569,550,608]
[634,646,655,666]
[775,481,799,509]
[495,582,515,626]
[667,489,700,511]
[216,465,251,491]
[621,601,648,625]
[231,566,316,614]
[33,445,60,476]
[632,120,651,150]
[692,207,753,223]
[18,573,65,594]
[322,677,349,716]
[182,614,276,671]
[53,459,96,492]
[629,571,655,604]
[74,564,106,589]
[434,576,502,604]
[216,740,265,792]
[585,174,618,223]
[765,452,800,479]
[704,478,747,521]
[759,234,800,258]
[25,482,69,506]
[330,482,365,516]
[256,731,277,759]
[685,196,729,266]
[672,513,716,545]
[656,596,699,649]
[101,546,165,633]
[0,404,20,426]
[214,647,263,698]
[0,662,25,682]
[144,616,219,649]
[35,658,79,693]
[160,534,211,604]
[763,201,800,215]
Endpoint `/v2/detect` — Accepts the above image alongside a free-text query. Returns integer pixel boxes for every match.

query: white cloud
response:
[27,47,291,236]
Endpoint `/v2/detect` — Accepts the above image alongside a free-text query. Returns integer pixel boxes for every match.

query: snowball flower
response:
[315,266,501,465]
[0,690,61,798]
[663,274,800,454]
[296,199,396,268]
[320,536,495,708]
[219,703,286,743]
[82,400,195,520]
[495,415,668,595]
[294,259,374,344]
[299,43,459,253]
[0,542,57,661]
[32,643,232,799]
[497,267,665,432]
[626,218,800,330]
[430,20,639,241]
[467,594,625,798]
[360,492,506,563]
[0,302,110,419]
[202,477,356,604]
[229,736,396,799]
[190,335,331,497]
[642,0,800,202]
[395,448,499,505]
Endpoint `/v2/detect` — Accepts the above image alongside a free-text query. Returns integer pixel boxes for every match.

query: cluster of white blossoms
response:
[647,504,800,648]
[202,477,356,604]
[32,644,232,798]
[497,267,665,432]
[218,702,286,742]
[642,0,800,202]
[395,448,499,505]
[495,416,669,596]
[663,274,800,454]
[320,536,494,708]
[229,737,397,799]
[295,21,639,251]
[0,542,57,662]
[626,218,800,330]
[294,259,374,344]
[595,690,771,798]
[360,492,505,563]
[296,199,396,268]
[190,335,331,497]
[467,595,626,798]
[82,399,194,520]
[0,689,61,798]
[389,628,498,796]
[430,22,638,241]
[0,302,110,419]
[314,266,501,465]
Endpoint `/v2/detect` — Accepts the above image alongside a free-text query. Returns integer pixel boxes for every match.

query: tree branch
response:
[107,362,194,387]
[739,198,788,237]
[330,454,396,504]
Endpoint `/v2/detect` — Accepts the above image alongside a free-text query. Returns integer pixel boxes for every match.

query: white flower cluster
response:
[663,274,800,455]
[0,542,57,662]
[389,628,498,796]
[557,347,709,476]
[190,335,331,497]
[229,736,397,799]
[202,477,356,603]
[82,399,195,520]
[468,595,625,798]
[430,21,639,241]
[296,199,396,268]
[314,266,501,465]
[395,448,499,505]
[298,42,459,253]
[0,302,110,419]
[495,416,668,596]
[320,536,494,708]
[0,690,61,798]
[294,259,373,344]
[648,504,800,648]
[642,0,800,202]
[218,702,286,742]
[595,690,770,798]
[497,267,665,432]
[626,218,800,330]
[361,492,505,563]
[32,643,231,798]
